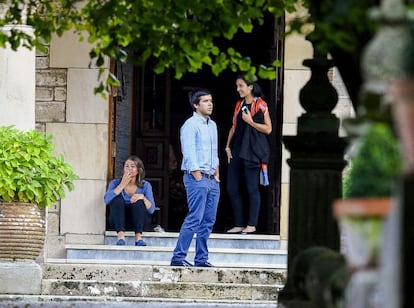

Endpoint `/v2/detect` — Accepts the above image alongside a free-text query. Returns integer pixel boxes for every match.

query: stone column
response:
[0,24,35,131]
[0,21,40,294]
[284,53,347,264]
[278,51,348,306]
[367,0,414,307]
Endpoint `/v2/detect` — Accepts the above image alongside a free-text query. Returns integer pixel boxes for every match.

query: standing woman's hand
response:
[225,147,232,163]
[241,111,253,125]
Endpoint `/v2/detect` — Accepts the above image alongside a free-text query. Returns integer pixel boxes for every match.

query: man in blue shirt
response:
[170,88,220,267]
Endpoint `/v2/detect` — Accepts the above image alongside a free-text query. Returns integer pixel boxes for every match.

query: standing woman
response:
[104,155,156,246]
[225,75,272,234]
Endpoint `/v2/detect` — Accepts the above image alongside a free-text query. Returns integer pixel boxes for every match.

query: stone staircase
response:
[65,231,288,269]
[0,232,288,307]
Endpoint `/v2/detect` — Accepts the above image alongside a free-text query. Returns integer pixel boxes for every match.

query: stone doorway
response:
[108,13,284,234]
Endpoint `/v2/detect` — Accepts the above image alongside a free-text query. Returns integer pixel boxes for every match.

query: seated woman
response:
[104,155,156,246]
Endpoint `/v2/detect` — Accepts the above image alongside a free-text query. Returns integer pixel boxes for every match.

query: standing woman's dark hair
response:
[124,155,145,187]
[188,88,212,110]
[237,74,264,98]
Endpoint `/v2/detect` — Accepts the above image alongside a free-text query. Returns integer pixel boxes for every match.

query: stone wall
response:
[35,32,110,259]
[35,46,66,129]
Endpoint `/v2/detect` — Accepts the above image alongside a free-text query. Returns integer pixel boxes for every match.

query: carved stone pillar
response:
[285,52,347,264]
[0,5,39,295]
[278,50,347,306]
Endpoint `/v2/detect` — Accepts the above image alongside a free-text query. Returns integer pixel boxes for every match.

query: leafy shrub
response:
[0,126,78,208]
[343,122,401,198]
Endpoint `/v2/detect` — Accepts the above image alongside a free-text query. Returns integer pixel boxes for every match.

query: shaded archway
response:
[108,13,285,234]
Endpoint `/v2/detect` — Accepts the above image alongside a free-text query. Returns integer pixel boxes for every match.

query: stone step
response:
[65,231,287,269]
[0,294,280,307]
[39,263,285,304]
[42,263,286,284]
[104,231,285,250]
[0,261,286,306]
[42,279,281,301]
[65,244,287,269]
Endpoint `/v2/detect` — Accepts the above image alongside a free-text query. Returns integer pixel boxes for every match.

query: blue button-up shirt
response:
[180,112,219,175]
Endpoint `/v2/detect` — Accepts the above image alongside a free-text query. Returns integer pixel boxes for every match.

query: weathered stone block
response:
[36,69,67,87]
[35,101,65,122]
[36,57,49,69]
[50,31,108,68]
[36,87,53,101]
[47,212,59,235]
[45,235,66,259]
[54,87,67,101]
[0,261,42,294]
[47,123,108,179]
[66,69,108,123]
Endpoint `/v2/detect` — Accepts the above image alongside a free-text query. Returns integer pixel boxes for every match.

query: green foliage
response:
[402,10,414,77]
[0,1,79,52]
[287,0,376,55]
[0,126,78,208]
[0,0,300,94]
[343,123,401,198]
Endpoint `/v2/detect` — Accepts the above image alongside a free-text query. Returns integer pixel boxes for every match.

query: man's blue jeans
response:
[171,173,220,265]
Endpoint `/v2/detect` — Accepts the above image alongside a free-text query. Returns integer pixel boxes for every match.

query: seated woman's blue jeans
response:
[108,194,151,233]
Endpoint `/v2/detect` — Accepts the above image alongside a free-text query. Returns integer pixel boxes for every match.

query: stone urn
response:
[0,202,45,260]
[333,198,393,308]
[333,197,392,271]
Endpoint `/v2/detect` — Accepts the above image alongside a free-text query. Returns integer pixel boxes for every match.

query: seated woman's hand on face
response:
[120,172,133,187]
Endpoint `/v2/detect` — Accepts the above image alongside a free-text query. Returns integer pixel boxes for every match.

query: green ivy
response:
[0,126,78,208]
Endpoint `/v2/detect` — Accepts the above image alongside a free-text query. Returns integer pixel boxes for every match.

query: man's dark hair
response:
[188,88,211,110]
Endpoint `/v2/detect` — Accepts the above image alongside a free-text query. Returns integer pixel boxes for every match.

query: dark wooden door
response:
[133,66,172,229]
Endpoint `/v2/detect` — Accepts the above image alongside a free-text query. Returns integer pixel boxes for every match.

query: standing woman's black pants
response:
[226,155,261,227]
